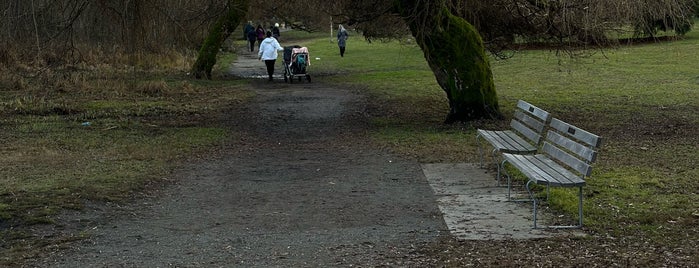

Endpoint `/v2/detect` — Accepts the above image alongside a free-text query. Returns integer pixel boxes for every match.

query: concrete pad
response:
[422,163,559,240]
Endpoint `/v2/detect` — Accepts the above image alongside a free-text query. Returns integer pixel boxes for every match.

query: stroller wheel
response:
[306,75,311,83]
[284,74,288,82]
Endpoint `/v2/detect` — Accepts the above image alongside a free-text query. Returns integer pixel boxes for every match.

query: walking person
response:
[247,24,257,52]
[272,23,281,40]
[258,31,284,82]
[255,24,265,48]
[337,24,349,57]
[243,21,254,40]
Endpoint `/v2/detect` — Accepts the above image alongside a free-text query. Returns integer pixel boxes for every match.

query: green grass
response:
[0,64,252,263]
[0,68,252,230]
[303,29,699,241]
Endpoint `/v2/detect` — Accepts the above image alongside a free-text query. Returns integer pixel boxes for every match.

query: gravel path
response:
[27,52,447,267]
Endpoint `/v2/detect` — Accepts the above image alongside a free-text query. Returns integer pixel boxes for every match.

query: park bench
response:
[476,100,551,184]
[501,118,602,229]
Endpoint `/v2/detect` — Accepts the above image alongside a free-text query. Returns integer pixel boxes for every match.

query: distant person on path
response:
[337,24,349,57]
[246,25,257,52]
[258,31,284,82]
[243,21,254,40]
[255,25,266,48]
[272,23,281,39]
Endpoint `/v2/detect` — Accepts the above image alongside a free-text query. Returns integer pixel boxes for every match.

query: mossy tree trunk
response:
[395,0,502,123]
[192,0,249,79]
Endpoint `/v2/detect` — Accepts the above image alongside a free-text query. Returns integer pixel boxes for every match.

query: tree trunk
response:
[395,0,502,123]
[192,0,249,79]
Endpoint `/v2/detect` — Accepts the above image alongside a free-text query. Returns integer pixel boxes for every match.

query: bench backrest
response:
[542,118,603,177]
[510,100,551,146]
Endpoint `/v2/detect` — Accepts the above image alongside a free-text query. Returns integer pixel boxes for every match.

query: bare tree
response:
[0,0,230,66]
[453,0,697,51]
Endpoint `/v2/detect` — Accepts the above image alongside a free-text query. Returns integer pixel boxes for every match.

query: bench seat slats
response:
[477,129,537,153]
[476,100,551,156]
[501,117,602,228]
[503,153,585,187]
[476,100,552,185]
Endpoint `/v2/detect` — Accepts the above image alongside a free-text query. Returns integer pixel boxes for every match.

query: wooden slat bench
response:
[502,118,602,229]
[476,100,551,184]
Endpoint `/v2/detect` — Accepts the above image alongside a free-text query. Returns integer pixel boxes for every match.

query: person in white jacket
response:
[258,31,284,81]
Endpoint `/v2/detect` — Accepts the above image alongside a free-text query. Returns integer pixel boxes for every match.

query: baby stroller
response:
[283,45,311,83]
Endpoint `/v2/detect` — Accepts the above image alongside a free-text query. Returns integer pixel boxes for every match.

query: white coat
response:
[258,37,283,60]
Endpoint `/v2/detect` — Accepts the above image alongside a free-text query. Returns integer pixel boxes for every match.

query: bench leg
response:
[492,149,502,185]
[497,156,502,186]
[526,180,538,229]
[577,186,583,228]
[476,134,504,186]
[476,134,485,168]
[503,160,533,202]
[551,187,583,229]
[503,159,512,200]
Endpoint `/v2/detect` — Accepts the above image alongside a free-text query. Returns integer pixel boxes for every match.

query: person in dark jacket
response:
[243,21,254,40]
[272,23,281,40]
[337,25,349,57]
[247,25,257,52]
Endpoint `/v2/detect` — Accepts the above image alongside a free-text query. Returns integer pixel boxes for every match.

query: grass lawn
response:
[0,63,254,263]
[0,26,697,264]
[304,30,699,244]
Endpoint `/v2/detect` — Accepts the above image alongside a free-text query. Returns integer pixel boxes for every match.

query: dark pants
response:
[248,39,256,52]
[264,60,276,81]
[339,46,346,57]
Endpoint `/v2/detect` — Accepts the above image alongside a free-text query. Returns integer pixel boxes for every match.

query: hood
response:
[262,38,275,44]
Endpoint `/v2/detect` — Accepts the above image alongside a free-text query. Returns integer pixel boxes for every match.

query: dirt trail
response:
[27,51,446,267]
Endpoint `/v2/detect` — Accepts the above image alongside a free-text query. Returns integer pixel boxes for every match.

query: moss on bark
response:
[192,0,249,79]
[396,0,502,123]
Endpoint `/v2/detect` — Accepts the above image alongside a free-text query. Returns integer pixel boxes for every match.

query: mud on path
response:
[28,58,447,266]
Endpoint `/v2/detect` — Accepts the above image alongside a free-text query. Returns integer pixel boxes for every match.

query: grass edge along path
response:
[0,64,253,264]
